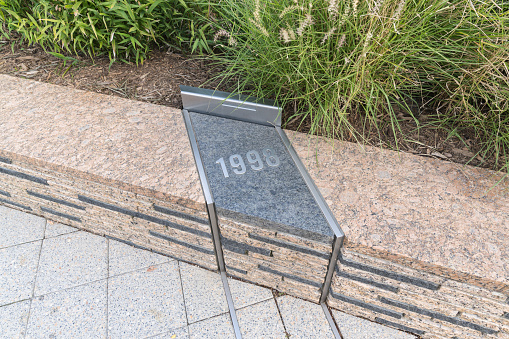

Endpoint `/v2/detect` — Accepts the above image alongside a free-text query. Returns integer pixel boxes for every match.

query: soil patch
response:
[0,41,503,172]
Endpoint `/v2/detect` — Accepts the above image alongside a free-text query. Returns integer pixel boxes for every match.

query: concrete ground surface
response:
[0,205,416,339]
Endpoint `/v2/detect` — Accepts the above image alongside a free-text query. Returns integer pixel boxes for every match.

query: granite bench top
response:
[0,74,203,208]
[288,130,509,290]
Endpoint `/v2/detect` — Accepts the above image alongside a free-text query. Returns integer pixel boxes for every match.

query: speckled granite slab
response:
[188,112,333,243]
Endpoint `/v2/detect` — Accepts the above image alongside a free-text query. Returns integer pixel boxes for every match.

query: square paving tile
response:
[332,310,416,339]
[0,300,30,338]
[34,231,107,296]
[236,299,286,339]
[108,262,186,339]
[0,206,45,248]
[277,295,334,338]
[179,262,228,324]
[109,239,171,277]
[26,280,107,339]
[228,277,273,310]
[188,313,235,339]
[147,326,189,339]
[0,241,41,305]
[44,220,78,238]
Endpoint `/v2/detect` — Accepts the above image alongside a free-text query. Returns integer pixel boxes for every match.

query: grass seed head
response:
[296,13,314,36]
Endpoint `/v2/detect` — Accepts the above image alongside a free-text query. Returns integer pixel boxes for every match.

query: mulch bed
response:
[0,41,501,172]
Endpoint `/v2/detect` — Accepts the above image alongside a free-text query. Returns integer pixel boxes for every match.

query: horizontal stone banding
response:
[339,253,440,290]
[0,166,48,185]
[329,290,403,319]
[379,296,497,334]
[0,156,12,164]
[0,189,12,197]
[41,206,81,222]
[79,195,211,239]
[334,268,399,293]
[149,230,215,256]
[248,233,330,259]
[374,317,425,336]
[0,197,32,211]
[153,204,209,225]
[28,190,85,210]
[221,237,271,257]
[258,265,322,288]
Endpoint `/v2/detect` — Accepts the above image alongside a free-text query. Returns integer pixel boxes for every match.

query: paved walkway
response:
[0,206,415,338]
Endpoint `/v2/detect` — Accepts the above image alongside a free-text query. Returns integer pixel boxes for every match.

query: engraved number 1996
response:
[215,149,280,178]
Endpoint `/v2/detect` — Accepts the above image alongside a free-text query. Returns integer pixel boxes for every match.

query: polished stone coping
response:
[1,74,508,294]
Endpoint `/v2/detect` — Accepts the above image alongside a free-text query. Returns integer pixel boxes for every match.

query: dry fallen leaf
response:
[431,151,448,159]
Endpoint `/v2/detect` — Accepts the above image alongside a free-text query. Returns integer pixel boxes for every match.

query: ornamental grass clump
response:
[0,0,213,63]
[213,0,509,171]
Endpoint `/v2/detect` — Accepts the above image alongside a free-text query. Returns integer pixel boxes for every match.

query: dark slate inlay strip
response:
[374,317,426,336]
[137,213,212,239]
[41,207,81,222]
[379,297,497,334]
[0,167,48,185]
[78,195,137,216]
[78,195,211,239]
[338,253,440,290]
[222,237,271,257]
[503,312,509,320]
[27,190,85,210]
[0,197,32,211]
[249,233,330,260]
[0,189,11,197]
[335,266,399,293]
[0,156,12,164]
[226,266,248,275]
[329,290,403,319]
[149,230,214,255]
[105,235,173,258]
[153,205,209,225]
[258,265,322,288]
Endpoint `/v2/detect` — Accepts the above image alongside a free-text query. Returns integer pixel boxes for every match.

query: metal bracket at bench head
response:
[180,85,281,127]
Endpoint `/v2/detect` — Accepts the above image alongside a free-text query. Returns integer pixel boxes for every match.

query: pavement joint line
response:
[31,276,109,299]
[0,298,32,308]
[234,294,281,312]
[0,237,44,251]
[105,238,110,338]
[143,326,189,339]
[186,311,230,325]
[177,261,191,326]
[106,260,172,280]
[24,221,45,337]
[106,259,174,280]
[273,292,290,337]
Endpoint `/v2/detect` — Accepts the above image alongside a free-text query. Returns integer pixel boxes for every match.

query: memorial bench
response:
[0,74,508,338]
